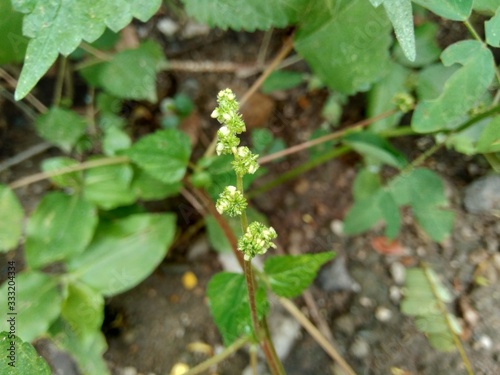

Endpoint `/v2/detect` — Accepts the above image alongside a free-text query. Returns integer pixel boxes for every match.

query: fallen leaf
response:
[371,236,405,255]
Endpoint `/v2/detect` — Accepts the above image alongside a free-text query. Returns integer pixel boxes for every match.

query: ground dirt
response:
[1,6,499,375]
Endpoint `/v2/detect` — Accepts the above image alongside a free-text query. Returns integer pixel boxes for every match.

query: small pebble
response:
[389,286,402,303]
[157,18,179,36]
[390,262,406,285]
[375,306,392,322]
[359,296,374,307]
[474,335,493,351]
[350,337,370,359]
[122,367,138,375]
[330,220,344,236]
[464,174,500,214]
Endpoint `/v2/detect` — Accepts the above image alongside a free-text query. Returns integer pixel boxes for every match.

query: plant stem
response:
[8,156,129,190]
[183,335,250,375]
[53,56,66,106]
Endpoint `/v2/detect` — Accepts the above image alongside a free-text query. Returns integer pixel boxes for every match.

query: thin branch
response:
[0,67,47,113]
[0,142,52,173]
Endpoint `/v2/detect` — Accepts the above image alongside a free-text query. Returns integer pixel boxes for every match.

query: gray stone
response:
[464,174,500,214]
[317,255,360,292]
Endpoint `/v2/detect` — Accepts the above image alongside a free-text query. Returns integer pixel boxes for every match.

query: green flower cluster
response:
[216,186,247,216]
[238,222,277,261]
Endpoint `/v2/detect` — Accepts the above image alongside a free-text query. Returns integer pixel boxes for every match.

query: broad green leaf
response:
[61,281,104,338]
[473,0,500,12]
[294,0,391,94]
[321,93,345,127]
[446,118,491,155]
[131,168,181,201]
[49,318,109,375]
[413,206,454,242]
[41,157,83,189]
[378,190,401,239]
[477,115,500,153]
[353,168,381,201]
[264,252,334,298]
[35,107,87,152]
[485,7,500,47]
[181,0,308,30]
[367,62,409,131]
[0,272,63,342]
[83,162,135,210]
[25,192,97,269]
[125,129,191,184]
[382,0,415,62]
[13,0,162,100]
[412,0,473,20]
[0,1,28,64]
[262,71,304,93]
[68,213,176,296]
[343,131,407,169]
[416,63,459,101]
[85,41,165,102]
[343,190,385,235]
[0,332,51,374]
[412,40,495,133]
[394,22,441,68]
[207,272,268,345]
[0,185,24,252]
[102,127,131,156]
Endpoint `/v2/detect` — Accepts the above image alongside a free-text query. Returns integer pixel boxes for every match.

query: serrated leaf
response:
[367,62,409,131]
[262,71,304,93]
[49,318,109,375]
[264,252,334,298]
[0,1,28,64]
[61,281,104,338]
[412,40,495,133]
[412,0,472,20]
[35,107,87,152]
[0,185,24,252]
[0,332,51,374]
[41,157,83,189]
[394,22,441,68]
[343,131,407,169]
[485,7,500,47]
[383,0,415,62]
[294,0,391,94]
[181,0,308,30]
[0,272,63,342]
[207,272,268,346]
[14,0,162,100]
[68,213,176,296]
[87,41,165,102]
[131,168,181,201]
[125,129,191,184]
[83,162,135,210]
[25,192,97,269]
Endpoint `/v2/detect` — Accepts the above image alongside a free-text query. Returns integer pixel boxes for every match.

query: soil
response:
[1,5,499,375]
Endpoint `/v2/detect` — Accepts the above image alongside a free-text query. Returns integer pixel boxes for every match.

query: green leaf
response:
[343,190,385,235]
[294,0,391,94]
[0,332,51,374]
[41,157,83,189]
[367,62,409,132]
[125,129,191,184]
[83,162,136,210]
[262,71,304,93]
[485,7,500,47]
[35,107,87,152]
[413,206,454,242]
[102,127,131,156]
[382,0,415,62]
[25,193,97,268]
[181,0,308,30]
[412,0,472,20]
[264,252,334,298]
[68,213,176,296]
[131,168,181,201]
[446,117,491,155]
[0,1,28,64]
[394,22,441,68]
[412,40,495,133]
[84,41,165,102]
[477,115,500,153]
[0,272,63,342]
[0,185,24,252]
[343,131,407,169]
[353,168,381,201]
[378,190,401,239]
[416,63,459,101]
[49,318,110,375]
[61,281,104,338]
[13,0,162,100]
[207,272,268,345]
[473,0,500,12]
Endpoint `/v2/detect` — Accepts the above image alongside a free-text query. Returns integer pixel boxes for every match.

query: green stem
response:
[53,57,66,106]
